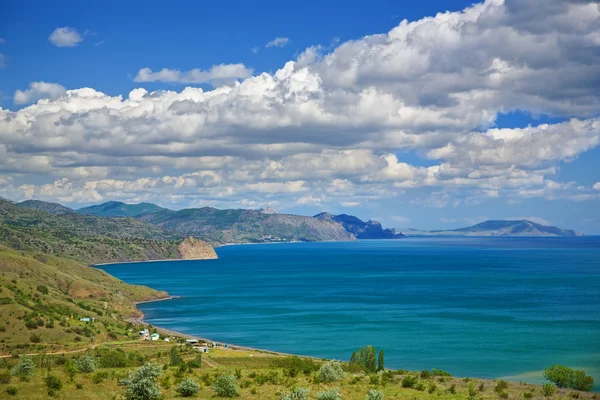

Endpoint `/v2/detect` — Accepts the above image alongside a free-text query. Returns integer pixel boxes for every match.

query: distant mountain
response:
[406,220,581,237]
[138,207,355,244]
[18,199,75,215]
[314,213,404,239]
[258,207,278,214]
[77,201,167,217]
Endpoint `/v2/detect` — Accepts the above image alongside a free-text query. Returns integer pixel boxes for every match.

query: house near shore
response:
[80,317,95,323]
[193,346,210,353]
[139,329,150,339]
[164,337,170,342]
[186,339,198,344]
[150,333,160,341]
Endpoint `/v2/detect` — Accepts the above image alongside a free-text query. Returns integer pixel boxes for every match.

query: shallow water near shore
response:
[99,237,600,388]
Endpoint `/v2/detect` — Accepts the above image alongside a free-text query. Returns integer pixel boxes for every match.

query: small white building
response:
[150,333,160,341]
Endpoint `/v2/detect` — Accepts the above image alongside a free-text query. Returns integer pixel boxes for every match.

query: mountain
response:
[0,198,216,264]
[406,220,581,237]
[314,213,404,239]
[77,201,167,217]
[18,199,75,214]
[138,207,355,244]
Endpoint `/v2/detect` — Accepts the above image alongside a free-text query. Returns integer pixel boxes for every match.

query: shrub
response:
[544,365,571,388]
[176,378,201,397]
[6,386,17,396]
[213,373,238,397]
[317,388,342,400]
[64,360,77,382]
[369,375,379,385]
[98,349,129,368]
[523,392,534,399]
[29,333,41,343]
[401,375,417,388]
[318,361,345,383]
[169,346,184,367]
[427,382,436,393]
[494,380,509,393]
[542,383,556,397]
[75,355,97,373]
[187,355,202,369]
[280,387,309,400]
[366,389,384,400]
[10,356,35,381]
[45,374,63,391]
[420,370,432,379]
[273,356,320,377]
[75,382,83,390]
[448,383,456,394]
[93,371,109,384]
[570,370,594,391]
[123,363,162,400]
[37,285,49,295]
[467,382,477,400]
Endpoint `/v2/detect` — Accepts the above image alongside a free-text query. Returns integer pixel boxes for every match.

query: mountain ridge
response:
[406,219,581,237]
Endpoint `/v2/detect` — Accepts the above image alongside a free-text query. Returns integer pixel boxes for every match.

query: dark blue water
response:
[100,238,600,386]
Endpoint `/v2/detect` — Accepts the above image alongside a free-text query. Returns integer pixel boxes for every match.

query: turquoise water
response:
[100,238,600,386]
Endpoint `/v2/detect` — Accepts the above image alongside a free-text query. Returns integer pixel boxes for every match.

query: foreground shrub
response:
[544,365,594,392]
[0,371,11,384]
[570,370,595,391]
[213,373,238,397]
[45,374,63,391]
[123,363,162,400]
[273,356,320,377]
[75,355,97,373]
[6,386,17,396]
[176,378,200,397]
[280,387,309,400]
[318,360,345,383]
[317,388,342,400]
[401,375,417,388]
[542,383,555,397]
[10,356,35,381]
[366,389,384,400]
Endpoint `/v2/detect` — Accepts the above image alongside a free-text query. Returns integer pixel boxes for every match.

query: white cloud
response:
[391,215,411,224]
[49,27,83,47]
[0,0,599,209]
[134,64,254,86]
[341,201,361,207]
[593,182,600,190]
[13,82,66,105]
[266,37,290,48]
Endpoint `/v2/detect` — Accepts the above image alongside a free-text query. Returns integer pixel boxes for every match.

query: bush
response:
[544,365,573,388]
[10,356,35,381]
[6,386,17,396]
[64,360,77,382]
[213,373,238,397]
[401,375,417,388]
[318,360,345,383]
[366,389,384,400]
[123,363,162,400]
[542,383,556,397]
[187,355,202,369]
[523,392,533,399]
[98,349,129,368]
[45,374,63,391]
[427,382,436,393]
[169,346,184,367]
[280,387,309,400]
[75,383,83,390]
[467,382,477,400]
[176,378,201,397]
[0,371,11,384]
[494,380,509,393]
[317,388,342,400]
[75,355,97,373]
[93,371,109,384]
[570,370,594,391]
[369,375,379,385]
[273,356,320,377]
[37,285,49,295]
[448,383,456,394]
[30,333,41,343]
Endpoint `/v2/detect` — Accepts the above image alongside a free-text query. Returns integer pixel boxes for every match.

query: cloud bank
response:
[48,27,83,47]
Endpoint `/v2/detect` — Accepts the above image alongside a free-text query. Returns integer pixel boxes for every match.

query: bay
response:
[99,237,600,386]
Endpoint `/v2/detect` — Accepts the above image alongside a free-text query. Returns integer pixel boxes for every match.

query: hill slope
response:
[314,213,404,239]
[18,200,75,215]
[407,220,581,237]
[138,207,356,244]
[1,199,216,264]
[77,201,167,217]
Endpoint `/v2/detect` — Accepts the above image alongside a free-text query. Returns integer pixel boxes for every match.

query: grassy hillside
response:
[139,207,355,244]
[77,201,167,217]
[0,199,182,264]
[0,245,167,355]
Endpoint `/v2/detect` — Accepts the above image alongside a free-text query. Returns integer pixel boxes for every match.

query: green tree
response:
[123,363,162,400]
[213,373,238,397]
[64,360,77,382]
[544,365,572,388]
[169,346,184,367]
[377,350,384,371]
[45,374,63,391]
[176,378,200,397]
[570,370,594,391]
[10,356,35,381]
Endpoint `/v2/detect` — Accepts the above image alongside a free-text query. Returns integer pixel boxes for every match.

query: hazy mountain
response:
[18,199,75,215]
[138,207,355,244]
[406,220,581,237]
[77,201,167,217]
[314,213,404,239]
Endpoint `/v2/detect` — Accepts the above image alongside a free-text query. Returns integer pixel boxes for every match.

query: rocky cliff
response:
[177,237,218,260]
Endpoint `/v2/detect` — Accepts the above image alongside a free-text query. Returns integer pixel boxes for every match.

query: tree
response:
[365,346,377,373]
[169,346,184,367]
[176,378,200,397]
[349,346,380,373]
[317,360,345,383]
[213,373,238,397]
[10,356,35,381]
[64,360,77,382]
[45,374,63,391]
[75,355,97,373]
[544,365,572,388]
[123,363,162,400]
[377,350,384,371]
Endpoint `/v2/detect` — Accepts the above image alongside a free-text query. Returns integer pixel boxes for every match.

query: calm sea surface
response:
[99,238,600,386]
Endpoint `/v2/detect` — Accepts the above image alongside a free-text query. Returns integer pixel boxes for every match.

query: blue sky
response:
[1,0,599,233]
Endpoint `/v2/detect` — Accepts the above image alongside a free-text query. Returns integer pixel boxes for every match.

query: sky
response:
[0,0,599,233]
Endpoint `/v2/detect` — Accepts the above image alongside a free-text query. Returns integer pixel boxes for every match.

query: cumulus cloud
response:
[593,182,600,190]
[49,27,83,47]
[1,0,599,209]
[13,82,66,105]
[266,37,290,48]
[134,64,254,86]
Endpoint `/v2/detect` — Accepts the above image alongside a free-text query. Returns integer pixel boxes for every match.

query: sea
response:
[99,237,600,387]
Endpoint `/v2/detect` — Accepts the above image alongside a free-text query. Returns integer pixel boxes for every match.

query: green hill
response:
[77,201,167,217]
[18,200,75,215]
